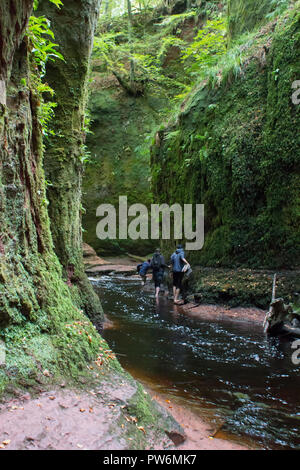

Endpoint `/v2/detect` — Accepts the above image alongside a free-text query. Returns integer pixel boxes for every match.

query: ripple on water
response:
[92,275,300,450]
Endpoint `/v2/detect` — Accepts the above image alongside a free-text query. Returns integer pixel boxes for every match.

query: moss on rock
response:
[36,0,104,321]
[83,84,164,256]
[188,267,300,309]
[0,0,102,397]
[228,0,294,40]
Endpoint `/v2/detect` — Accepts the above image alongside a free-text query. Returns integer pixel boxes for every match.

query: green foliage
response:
[93,8,204,101]
[181,19,227,76]
[157,35,185,63]
[100,0,165,18]
[93,32,127,73]
[93,4,230,106]
[27,11,64,137]
[28,15,64,76]
[266,0,291,19]
[203,30,256,88]
[37,87,57,137]
[83,1,231,255]
[151,3,300,268]
[228,0,294,40]
[164,129,181,141]
[48,0,63,7]
[33,0,63,10]
[157,10,197,29]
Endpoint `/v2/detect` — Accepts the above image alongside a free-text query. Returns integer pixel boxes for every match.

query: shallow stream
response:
[92,275,300,450]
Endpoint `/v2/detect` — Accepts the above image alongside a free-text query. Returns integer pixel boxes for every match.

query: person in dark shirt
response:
[170,246,190,304]
[151,249,168,299]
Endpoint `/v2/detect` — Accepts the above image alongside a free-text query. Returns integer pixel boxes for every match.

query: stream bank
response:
[0,244,189,450]
[0,379,249,451]
[138,382,252,450]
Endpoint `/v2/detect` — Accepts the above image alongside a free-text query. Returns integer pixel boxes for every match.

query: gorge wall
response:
[151,1,300,268]
[0,0,103,394]
[82,1,208,255]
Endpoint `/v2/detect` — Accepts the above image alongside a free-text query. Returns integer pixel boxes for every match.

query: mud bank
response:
[0,348,253,451]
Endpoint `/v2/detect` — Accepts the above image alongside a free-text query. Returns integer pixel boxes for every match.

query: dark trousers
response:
[153,270,164,288]
[173,272,184,289]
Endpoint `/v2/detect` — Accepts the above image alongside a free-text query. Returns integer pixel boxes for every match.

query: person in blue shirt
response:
[137,259,151,286]
[170,246,190,304]
[177,244,185,258]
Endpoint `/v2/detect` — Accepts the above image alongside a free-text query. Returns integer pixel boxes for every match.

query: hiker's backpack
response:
[152,254,162,271]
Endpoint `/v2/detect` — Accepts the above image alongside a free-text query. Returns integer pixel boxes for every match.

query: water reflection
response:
[92,275,300,450]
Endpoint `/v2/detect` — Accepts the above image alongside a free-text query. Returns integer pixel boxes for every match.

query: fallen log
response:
[263,274,300,336]
[126,253,149,262]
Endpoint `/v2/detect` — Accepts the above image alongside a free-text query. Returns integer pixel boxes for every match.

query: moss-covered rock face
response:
[228,0,294,40]
[36,0,104,319]
[82,1,222,257]
[0,6,188,443]
[188,268,300,308]
[151,4,300,269]
[82,6,197,256]
[0,0,105,395]
[83,81,164,256]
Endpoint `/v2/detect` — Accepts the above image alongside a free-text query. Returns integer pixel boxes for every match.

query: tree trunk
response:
[127,0,136,89]
[36,0,103,322]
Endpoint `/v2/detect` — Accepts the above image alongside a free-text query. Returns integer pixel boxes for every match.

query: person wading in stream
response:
[137,259,151,286]
[170,246,190,305]
[151,249,168,299]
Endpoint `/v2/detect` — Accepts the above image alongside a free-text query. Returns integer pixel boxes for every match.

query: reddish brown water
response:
[92,275,300,450]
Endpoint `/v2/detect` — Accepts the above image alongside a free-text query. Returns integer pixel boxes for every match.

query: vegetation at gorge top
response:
[93,1,229,106]
[93,0,294,107]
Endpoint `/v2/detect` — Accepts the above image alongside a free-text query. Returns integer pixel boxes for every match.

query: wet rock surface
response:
[83,247,138,275]
[83,243,108,269]
[0,371,183,450]
[86,265,137,275]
